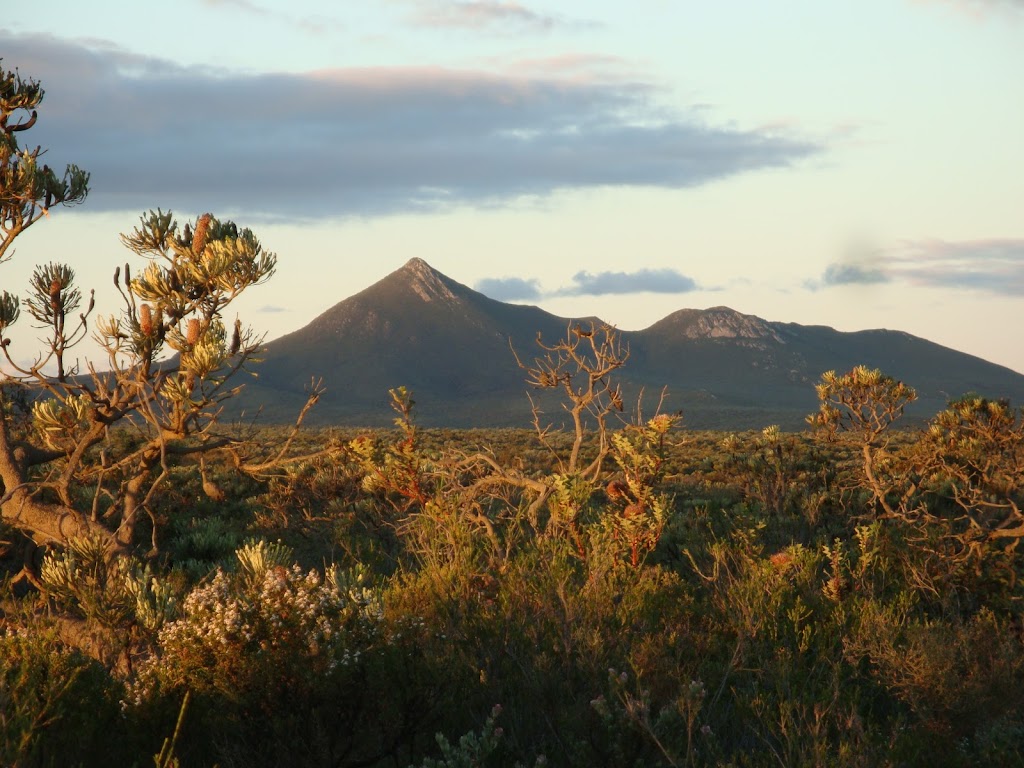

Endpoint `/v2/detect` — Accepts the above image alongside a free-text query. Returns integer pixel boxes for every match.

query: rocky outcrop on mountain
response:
[645,306,784,348]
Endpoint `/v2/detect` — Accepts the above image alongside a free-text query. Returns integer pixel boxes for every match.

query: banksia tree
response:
[0,61,329,577]
[0,61,99,548]
[516,322,630,481]
[808,366,917,517]
[0,62,89,269]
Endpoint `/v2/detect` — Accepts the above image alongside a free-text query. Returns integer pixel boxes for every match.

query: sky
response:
[2,0,1023,378]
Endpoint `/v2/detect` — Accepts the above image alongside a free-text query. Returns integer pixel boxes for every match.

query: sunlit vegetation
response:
[3,61,1024,768]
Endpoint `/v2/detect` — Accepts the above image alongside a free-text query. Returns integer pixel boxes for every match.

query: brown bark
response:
[1,486,114,547]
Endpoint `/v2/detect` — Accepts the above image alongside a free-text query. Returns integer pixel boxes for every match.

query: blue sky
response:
[2,0,1023,377]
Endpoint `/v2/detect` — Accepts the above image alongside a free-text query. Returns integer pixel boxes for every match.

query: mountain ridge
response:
[232,258,1024,429]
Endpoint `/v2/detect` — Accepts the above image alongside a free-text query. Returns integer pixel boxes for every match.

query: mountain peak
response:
[398,257,460,305]
[649,306,784,343]
[401,256,432,273]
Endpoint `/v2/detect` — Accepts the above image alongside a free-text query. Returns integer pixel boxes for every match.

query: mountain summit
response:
[399,257,464,305]
[237,260,1024,428]
[646,306,784,344]
[249,258,582,426]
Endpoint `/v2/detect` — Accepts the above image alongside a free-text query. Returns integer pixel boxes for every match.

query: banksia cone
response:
[49,277,61,311]
[649,414,674,434]
[192,213,212,256]
[769,552,794,571]
[139,303,153,336]
[229,318,241,355]
[154,307,165,340]
[186,318,201,346]
[606,480,629,500]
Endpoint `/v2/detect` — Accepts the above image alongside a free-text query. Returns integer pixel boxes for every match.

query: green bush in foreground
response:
[0,628,124,767]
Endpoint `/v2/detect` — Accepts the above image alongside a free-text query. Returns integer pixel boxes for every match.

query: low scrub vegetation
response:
[4,361,1024,766]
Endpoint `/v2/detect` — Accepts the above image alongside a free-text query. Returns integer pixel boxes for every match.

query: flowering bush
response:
[134,556,383,705]
[128,545,394,766]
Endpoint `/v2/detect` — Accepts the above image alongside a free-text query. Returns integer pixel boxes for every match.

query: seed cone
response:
[139,303,153,336]
[229,318,241,355]
[49,277,61,311]
[623,502,644,518]
[153,307,165,340]
[192,213,213,256]
[606,480,629,500]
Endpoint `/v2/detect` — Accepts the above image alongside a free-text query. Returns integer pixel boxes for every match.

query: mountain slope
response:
[250,258,597,425]
[235,260,1024,429]
[630,306,1024,425]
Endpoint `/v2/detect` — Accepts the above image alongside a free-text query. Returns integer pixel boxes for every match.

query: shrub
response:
[131,543,392,767]
[0,628,124,767]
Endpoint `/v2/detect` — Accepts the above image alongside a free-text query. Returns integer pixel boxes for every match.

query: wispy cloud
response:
[813,238,1024,294]
[201,0,270,16]
[915,0,1024,18]
[475,276,542,301]
[820,262,889,287]
[892,238,1024,294]
[504,54,634,81]
[198,0,345,35]
[3,31,820,220]
[403,1,596,33]
[256,305,291,313]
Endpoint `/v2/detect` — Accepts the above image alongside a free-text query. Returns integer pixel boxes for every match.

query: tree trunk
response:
[1,486,115,547]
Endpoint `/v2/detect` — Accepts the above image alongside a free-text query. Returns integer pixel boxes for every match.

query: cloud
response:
[558,269,699,296]
[891,238,1024,294]
[915,0,1024,18]
[201,0,270,15]
[2,31,820,220]
[500,54,636,82]
[198,0,345,35]
[403,1,595,33]
[812,238,1024,295]
[475,276,542,301]
[256,305,291,313]
[820,262,889,286]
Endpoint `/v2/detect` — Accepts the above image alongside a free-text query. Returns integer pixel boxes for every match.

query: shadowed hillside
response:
[231,259,1024,429]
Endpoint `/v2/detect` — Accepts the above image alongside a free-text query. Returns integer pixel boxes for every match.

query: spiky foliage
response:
[0,61,330,568]
[0,62,89,268]
[807,366,917,518]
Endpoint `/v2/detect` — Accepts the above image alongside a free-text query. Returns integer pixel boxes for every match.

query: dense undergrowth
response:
[3,377,1024,768]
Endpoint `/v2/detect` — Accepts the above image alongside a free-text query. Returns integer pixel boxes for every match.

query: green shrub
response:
[0,628,124,767]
